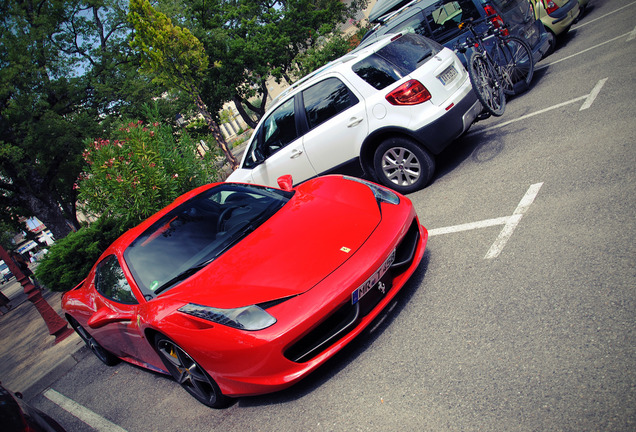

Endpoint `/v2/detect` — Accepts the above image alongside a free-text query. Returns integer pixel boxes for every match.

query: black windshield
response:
[124,184,292,297]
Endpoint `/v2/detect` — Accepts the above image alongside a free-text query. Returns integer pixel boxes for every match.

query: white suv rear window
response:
[352,34,442,90]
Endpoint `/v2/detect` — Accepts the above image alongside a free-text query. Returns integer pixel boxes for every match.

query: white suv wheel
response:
[373,138,435,194]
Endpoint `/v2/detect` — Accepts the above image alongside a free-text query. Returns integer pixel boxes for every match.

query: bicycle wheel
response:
[494,36,534,95]
[467,52,506,117]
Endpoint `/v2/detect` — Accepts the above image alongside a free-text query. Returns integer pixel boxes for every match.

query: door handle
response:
[347,117,363,128]
[290,149,304,159]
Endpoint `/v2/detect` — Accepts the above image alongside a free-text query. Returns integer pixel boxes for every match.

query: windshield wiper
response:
[153,258,215,295]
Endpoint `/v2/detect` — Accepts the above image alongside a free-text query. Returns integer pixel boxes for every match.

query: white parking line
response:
[44,388,128,432]
[572,1,636,31]
[484,183,543,259]
[474,78,608,133]
[627,26,636,42]
[580,78,608,110]
[428,183,544,259]
[536,32,631,71]
[428,216,510,236]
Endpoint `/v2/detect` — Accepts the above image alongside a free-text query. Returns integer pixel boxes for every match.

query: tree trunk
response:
[194,95,239,170]
[232,95,258,129]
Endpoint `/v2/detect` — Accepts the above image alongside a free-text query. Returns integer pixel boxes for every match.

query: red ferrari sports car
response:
[62,175,427,407]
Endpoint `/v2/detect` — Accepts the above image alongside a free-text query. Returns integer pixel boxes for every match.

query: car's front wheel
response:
[155,335,231,408]
[373,137,435,194]
[68,317,119,366]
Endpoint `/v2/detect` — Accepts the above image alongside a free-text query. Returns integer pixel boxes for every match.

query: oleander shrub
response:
[78,119,218,225]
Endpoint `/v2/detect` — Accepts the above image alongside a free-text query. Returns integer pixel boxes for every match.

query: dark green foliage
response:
[34,218,134,292]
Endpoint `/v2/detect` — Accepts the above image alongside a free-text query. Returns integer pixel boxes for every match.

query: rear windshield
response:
[124,184,292,296]
[352,33,442,90]
[367,0,482,45]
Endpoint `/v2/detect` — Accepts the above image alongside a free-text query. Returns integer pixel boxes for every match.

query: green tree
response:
[159,0,367,128]
[0,0,174,239]
[292,27,369,78]
[128,0,238,169]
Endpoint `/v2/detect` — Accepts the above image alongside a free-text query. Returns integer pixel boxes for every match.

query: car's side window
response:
[302,78,359,130]
[95,255,138,304]
[260,98,298,156]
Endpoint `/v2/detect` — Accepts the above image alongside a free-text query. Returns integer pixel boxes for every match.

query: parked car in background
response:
[62,177,427,407]
[1,261,14,284]
[361,0,553,62]
[228,33,482,194]
[528,0,580,37]
[0,383,66,431]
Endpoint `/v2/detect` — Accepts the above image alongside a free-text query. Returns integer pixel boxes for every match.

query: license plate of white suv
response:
[437,65,458,85]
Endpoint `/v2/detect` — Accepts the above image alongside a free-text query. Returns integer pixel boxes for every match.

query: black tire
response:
[494,36,534,95]
[467,52,506,117]
[155,335,231,408]
[373,137,435,194]
[68,317,119,366]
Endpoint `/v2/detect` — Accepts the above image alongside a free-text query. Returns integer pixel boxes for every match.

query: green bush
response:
[78,118,218,226]
[35,218,134,292]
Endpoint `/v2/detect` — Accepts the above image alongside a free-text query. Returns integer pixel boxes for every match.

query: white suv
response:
[227,33,482,194]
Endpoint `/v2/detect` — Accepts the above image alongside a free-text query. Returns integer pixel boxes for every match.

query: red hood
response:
[161,177,382,308]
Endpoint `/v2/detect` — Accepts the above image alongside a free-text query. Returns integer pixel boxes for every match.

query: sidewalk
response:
[0,277,87,400]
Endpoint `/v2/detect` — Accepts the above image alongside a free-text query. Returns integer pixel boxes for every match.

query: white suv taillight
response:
[385,79,431,105]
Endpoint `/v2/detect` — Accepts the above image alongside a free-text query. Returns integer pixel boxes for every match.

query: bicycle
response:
[455,17,535,117]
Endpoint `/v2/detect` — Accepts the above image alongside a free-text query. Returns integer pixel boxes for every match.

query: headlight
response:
[344,176,400,205]
[178,303,276,330]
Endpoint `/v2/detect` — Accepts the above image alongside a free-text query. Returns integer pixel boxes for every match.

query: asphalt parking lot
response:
[4,0,634,430]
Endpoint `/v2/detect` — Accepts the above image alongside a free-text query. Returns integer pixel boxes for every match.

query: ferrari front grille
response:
[283,218,421,364]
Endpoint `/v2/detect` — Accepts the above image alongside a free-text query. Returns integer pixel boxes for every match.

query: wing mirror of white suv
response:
[249,146,266,166]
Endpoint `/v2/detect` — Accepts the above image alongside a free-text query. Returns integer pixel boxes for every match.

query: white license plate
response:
[351,250,395,305]
[437,65,458,86]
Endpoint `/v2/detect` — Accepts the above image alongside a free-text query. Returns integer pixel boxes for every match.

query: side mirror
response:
[88,307,135,329]
[250,147,266,165]
[277,175,293,191]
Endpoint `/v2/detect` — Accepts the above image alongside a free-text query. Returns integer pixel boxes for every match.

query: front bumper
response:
[180,203,428,397]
